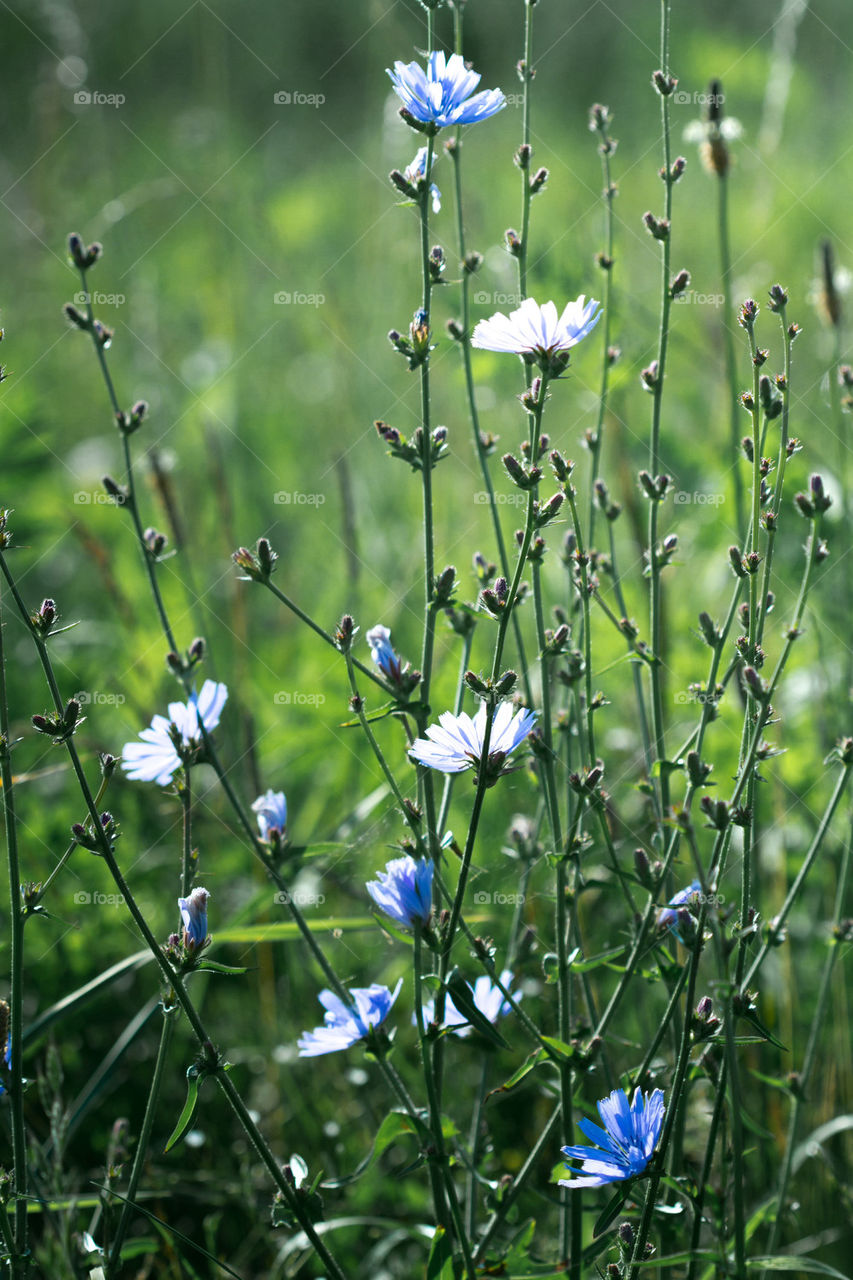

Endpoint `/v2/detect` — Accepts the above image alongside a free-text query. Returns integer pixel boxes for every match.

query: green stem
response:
[647,0,675,831]
[764,819,852,1261]
[0,575,30,1279]
[587,117,616,551]
[717,170,745,537]
[106,1013,175,1276]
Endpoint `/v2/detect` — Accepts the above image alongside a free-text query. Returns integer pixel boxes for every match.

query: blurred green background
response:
[1,0,852,1274]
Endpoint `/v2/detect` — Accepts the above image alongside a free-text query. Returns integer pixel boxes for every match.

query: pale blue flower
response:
[121,680,228,785]
[388,51,505,131]
[252,789,288,841]
[419,969,519,1036]
[657,880,701,940]
[367,855,433,928]
[559,1087,665,1188]
[366,625,402,682]
[472,296,601,363]
[297,980,402,1057]
[409,701,537,778]
[178,886,209,950]
[404,147,441,213]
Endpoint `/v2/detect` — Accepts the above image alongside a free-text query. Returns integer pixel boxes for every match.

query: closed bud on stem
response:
[63,302,89,331]
[643,211,670,240]
[810,473,833,513]
[652,69,677,95]
[32,598,57,634]
[494,669,517,696]
[514,142,532,170]
[529,166,548,195]
[335,614,356,652]
[102,475,127,506]
[143,526,167,557]
[505,228,522,257]
[434,565,456,606]
[768,282,788,312]
[670,268,690,297]
[728,545,747,578]
[738,298,758,328]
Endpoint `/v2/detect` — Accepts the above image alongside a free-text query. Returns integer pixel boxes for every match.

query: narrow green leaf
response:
[594,1186,629,1237]
[540,1036,577,1061]
[445,969,509,1048]
[164,1067,202,1153]
[426,1226,455,1280]
[569,944,627,973]
[489,1048,550,1098]
[194,960,250,976]
[747,1257,852,1280]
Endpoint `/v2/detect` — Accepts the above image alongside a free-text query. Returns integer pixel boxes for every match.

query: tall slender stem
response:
[0,570,30,1279]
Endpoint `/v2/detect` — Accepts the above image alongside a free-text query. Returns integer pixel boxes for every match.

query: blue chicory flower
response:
[409,701,537,778]
[419,969,519,1036]
[252,789,288,842]
[178,886,210,950]
[366,624,403,683]
[657,879,702,940]
[559,1087,665,1188]
[366,855,433,928]
[472,296,601,367]
[404,147,441,213]
[388,50,505,131]
[297,980,402,1057]
[121,680,228,785]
